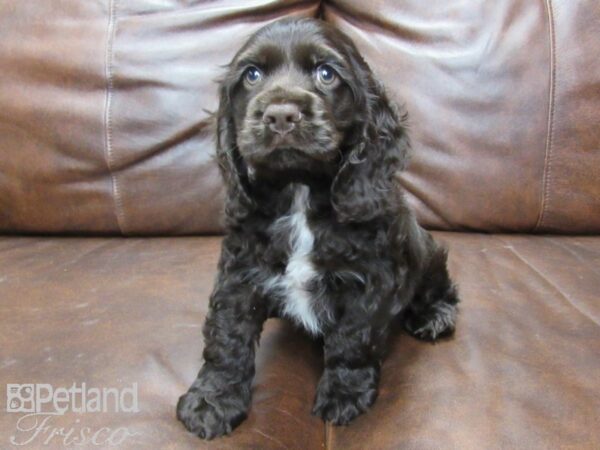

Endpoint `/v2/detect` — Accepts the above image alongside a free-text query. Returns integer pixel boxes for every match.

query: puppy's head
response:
[217,18,409,222]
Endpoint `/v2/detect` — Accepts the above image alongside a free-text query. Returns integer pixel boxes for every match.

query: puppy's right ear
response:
[216,78,254,223]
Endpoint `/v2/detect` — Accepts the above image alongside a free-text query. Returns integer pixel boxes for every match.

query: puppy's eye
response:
[316,64,337,85]
[244,66,262,85]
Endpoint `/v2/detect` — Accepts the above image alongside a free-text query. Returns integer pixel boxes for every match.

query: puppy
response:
[177,18,459,440]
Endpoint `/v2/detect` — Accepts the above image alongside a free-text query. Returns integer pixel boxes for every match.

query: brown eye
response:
[244,66,262,85]
[316,64,337,85]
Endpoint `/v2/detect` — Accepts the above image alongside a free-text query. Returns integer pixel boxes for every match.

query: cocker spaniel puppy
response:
[177,18,459,440]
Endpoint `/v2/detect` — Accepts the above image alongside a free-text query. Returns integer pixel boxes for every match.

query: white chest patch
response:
[265,185,321,335]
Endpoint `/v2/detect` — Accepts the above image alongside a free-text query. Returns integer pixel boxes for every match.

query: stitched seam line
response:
[536,0,557,231]
[103,0,126,234]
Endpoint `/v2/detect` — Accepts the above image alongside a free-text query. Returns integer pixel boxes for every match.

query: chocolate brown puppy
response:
[177,18,459,440]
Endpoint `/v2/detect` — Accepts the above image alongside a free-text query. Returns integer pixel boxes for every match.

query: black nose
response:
[263,103,302,135]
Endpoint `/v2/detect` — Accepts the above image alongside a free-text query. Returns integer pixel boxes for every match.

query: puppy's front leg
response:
[312,309,388,425]
[177,270,267,439]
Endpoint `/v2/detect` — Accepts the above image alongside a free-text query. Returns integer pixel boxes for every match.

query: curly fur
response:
[177,18,459,439]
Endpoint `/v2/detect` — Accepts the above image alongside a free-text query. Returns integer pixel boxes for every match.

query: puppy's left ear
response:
[331,65,410,223]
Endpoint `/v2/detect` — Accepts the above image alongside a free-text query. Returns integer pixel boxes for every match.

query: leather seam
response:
[317,0,324,19]
[103,0,126,234]
[536,0,557,231]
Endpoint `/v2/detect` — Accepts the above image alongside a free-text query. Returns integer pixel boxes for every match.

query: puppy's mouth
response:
[238,119,340,170]
[246,147,338,183]
[242,125,338,155]
[269,133,299,150]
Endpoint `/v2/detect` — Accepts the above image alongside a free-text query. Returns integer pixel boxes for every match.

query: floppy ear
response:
[216,79,255,223]
[331,60,410,223]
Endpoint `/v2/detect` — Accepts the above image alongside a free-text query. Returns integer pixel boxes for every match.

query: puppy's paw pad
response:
[312,387,377,425]
[176,390,246,440]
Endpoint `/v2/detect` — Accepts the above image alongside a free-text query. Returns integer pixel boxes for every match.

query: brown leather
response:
[330,233,600,449]
[0,1,118,234]
[1,233,599,448]
[324,0,600,233]
[2,3,598,447]
[0,237,325,449]
[533,1,600,233]
[2,1,599,234]
[0,0,320,235]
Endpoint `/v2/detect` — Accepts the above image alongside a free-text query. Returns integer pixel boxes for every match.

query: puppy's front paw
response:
[312,369,378,425]
[177,387,248,440]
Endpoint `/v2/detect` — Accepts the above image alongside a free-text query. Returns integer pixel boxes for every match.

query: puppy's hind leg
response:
[402,245,459,342]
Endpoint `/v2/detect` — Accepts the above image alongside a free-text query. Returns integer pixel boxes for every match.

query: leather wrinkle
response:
[544,237,600,278]
[400,176,455,230]
[250,428,287,449]
[114,117,213,173]
[494,235,600,328]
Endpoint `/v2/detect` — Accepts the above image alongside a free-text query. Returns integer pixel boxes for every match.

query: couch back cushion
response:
[0,0,598,234]
[0,0,319,235]
[325,0,600,234]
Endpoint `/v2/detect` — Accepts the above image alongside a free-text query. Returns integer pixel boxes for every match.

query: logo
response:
[6,383,139,415]
[6,383,141,447]
[6,384,35,413]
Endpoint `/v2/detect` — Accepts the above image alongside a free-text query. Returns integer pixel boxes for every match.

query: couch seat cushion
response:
[0,233,598,448]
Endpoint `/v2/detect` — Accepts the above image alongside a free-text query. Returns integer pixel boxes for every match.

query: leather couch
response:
[1,1,598,448]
